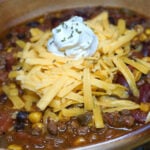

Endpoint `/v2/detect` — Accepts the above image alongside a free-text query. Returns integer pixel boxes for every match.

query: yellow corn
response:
[140,103,150,112]
[140,33,147,41]
[145,28,150,35]
[32,122,44,129]
[16,40,26,48]
[28,111,42,123]
[8,144,23,150]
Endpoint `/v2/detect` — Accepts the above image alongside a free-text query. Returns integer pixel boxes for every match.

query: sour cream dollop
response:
[47,16,98,59]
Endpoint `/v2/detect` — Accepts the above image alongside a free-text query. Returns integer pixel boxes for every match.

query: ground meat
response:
[131,109,147,123]
[57,122,67,133]
[77,126,89,135]
[0,94,7,104]
[5,52,16,71]
[103,111,135,128]
[70,119,79,129]
[47,119,58,135]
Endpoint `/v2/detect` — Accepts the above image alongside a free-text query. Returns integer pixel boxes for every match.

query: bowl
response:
[0,0,150,150]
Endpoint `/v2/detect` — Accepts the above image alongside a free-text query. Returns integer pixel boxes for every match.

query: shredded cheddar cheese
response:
[5,12,150,128]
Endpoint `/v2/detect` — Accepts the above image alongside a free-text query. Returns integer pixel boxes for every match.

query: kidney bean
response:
[77,112,92,126]
[115,74,129,88]
[139,83,150,103]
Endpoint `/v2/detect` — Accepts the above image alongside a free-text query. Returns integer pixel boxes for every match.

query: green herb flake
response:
[75,28,82,34]
[61,38,66,42]
[68,31,74,39]
[56,28,61,33]
[49,40,54,45]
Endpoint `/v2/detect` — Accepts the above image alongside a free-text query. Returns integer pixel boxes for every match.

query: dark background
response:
[134,142,150,150]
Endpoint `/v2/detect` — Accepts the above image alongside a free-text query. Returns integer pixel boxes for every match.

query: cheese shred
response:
[6,11,150,128]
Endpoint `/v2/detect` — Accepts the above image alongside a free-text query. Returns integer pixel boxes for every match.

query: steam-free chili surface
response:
[0,6,150,150]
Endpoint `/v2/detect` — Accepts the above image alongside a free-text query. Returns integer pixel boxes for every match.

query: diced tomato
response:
[14,131,43,144]
[0,112,13,134]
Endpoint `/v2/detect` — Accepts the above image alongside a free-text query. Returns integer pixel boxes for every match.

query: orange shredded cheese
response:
[6,11,150,128]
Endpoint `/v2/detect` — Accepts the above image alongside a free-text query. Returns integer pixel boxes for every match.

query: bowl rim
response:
[71,124,150,150]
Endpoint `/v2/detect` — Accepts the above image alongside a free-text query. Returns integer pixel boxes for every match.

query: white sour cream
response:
[47,16,98,59]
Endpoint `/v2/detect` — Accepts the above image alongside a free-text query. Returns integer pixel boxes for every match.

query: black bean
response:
[26,21,40,27]
[15,122,25,131]
[16,111,28,122]
[17,33,26,40]
[109,16,116,25]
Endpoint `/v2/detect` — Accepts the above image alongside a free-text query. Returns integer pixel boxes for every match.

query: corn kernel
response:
[145,28,150,35]
[7,47,12,52]
[140,33,147,42]
[9,71,17,78]
[38,17,44,24]
[134,25,144,34]
[140,103,150,112]
[16,40,26,48]
[28,111,42,123]
[8,144,23,150]
[32,122,44,129]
